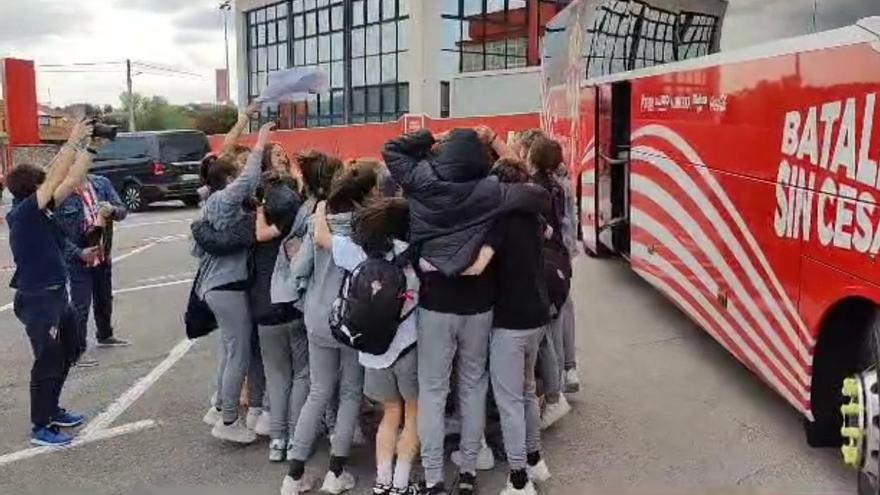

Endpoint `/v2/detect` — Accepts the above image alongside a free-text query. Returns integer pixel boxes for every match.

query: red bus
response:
[541,0,880,491]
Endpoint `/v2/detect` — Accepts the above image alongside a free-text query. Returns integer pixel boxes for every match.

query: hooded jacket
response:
[382,129,549,276]
[290,211,353,347]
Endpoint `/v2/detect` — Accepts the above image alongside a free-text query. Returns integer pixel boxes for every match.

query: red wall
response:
[2,58,40,146]
[208,113,541,161]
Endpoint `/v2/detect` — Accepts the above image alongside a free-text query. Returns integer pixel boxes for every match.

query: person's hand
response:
[243,101,260,119]
[544,224,554,240]
[98,202,115,218]
[79,246,101,264]
[315,200,327,217]
[474,125,496,144]
[256,121,276,149]
[68,118,93,147]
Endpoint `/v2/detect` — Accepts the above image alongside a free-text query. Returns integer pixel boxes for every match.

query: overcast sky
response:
[0,0,237,108]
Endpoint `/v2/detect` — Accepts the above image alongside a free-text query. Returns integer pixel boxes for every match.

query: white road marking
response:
[117,218,195,230]
[79,339,194,437]
[132,272,195,285]
[113,279,191,295]
[0,420,156,467]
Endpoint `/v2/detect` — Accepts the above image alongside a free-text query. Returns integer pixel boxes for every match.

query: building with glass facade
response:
[234,0,572,128]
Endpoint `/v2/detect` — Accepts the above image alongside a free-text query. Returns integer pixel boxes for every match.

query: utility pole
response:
[220,1,232,104]
[126,58,135,131]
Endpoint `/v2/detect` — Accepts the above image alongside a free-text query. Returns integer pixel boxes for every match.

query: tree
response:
[118,92,195,131]
[193,105,239,135]
[102,104,114,114]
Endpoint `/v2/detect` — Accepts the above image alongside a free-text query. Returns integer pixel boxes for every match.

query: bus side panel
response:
[576,86,599,254]
[628,64,815,415]
[800,256,880,342]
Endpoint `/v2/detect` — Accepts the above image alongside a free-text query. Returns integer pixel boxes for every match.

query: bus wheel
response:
[841,315,880,495]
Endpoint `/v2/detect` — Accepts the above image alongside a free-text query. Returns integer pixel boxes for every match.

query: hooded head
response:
[431,128,492,183]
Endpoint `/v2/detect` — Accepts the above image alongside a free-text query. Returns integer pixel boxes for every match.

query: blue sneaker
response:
[51,409,85,428]
[31,426,73,447]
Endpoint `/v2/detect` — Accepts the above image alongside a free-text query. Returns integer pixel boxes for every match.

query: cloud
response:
[175,5,227,32]
[0,1,93,44]
[174,30,217,46]
[115,0,195,12]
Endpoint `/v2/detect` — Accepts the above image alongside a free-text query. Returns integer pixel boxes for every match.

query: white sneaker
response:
[255,410,272,436]
[564,369,581,393]
[203,407,222,426]
[246,407,264,431]
[320,470,355,494]
[269,439,287,462]
[500,481,538,495]
[451,437,495,471]
[540,395,571,430]
[526,459,552,483]
[211,417,257,444]
[287,439,297,461]
[281,474,315,495]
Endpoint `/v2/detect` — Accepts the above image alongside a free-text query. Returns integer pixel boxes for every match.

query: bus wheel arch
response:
[807,297,877,448]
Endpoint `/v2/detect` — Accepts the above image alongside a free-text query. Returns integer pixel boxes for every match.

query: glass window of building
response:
[350,0,410,123]
[443,0,570,73]
[245,0,409,128]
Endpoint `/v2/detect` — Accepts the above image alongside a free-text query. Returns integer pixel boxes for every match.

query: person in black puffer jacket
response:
[382,127,549,495]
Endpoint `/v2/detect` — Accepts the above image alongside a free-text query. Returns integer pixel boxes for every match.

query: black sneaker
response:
[390,485,421,495]
[373,482,392,495]
[457,473,477,495]
[417,482,447,495]
[97,337,130,348]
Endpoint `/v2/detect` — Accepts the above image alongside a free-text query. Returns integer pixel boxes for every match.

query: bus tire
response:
[807,300,878,448]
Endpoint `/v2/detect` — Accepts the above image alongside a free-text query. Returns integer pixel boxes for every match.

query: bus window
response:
[720,0,816,51]
[816,0,879,32]
[581,0,725,79]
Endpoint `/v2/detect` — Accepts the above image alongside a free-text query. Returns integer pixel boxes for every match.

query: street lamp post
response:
[219,0,231,104]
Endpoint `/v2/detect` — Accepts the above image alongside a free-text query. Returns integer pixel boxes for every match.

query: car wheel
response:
[122,184,146,212]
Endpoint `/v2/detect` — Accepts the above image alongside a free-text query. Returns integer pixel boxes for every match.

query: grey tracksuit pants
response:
[538,314,564,399]
[259,319,310,441]
[206,290,253,424]
[561,296,577,371]
[418,308,492,486]
[490,327,542,470]
[288,341,363,461]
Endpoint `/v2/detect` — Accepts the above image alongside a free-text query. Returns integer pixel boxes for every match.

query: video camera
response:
[89,119,119,141]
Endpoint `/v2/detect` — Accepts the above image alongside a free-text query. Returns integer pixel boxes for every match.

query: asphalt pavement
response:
[0,205,854,495]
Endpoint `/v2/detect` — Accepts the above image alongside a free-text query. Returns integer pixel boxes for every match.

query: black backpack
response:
[330,249,415,355]
[536,172,572,316]
[544,243,572,317]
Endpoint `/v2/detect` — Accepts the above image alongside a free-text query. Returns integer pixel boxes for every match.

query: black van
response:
[91,130,209,211]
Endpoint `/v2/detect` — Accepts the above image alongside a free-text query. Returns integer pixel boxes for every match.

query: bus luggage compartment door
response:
[595,81,632,256]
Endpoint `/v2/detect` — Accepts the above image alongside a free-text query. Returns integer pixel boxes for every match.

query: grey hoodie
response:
[194,149,262,297]
[290,211,353,348]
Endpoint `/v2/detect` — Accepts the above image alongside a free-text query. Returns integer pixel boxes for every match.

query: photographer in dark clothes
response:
[57,173,130,367]
[6,119,102,447]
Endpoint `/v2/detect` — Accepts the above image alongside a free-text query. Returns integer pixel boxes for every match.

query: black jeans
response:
[70,262,114,351]
[13,286,79,428]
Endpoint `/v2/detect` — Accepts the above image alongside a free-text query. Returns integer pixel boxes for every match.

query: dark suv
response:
[91,130,209,211]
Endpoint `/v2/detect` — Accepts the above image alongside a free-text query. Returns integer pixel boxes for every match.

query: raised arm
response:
[312,201,332,250]
[381,129,435,189]
[53,147,95,205]
[476,125,516,160]
[36,119,91,209]
[221,102,258,157]
[216,121,276,209]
